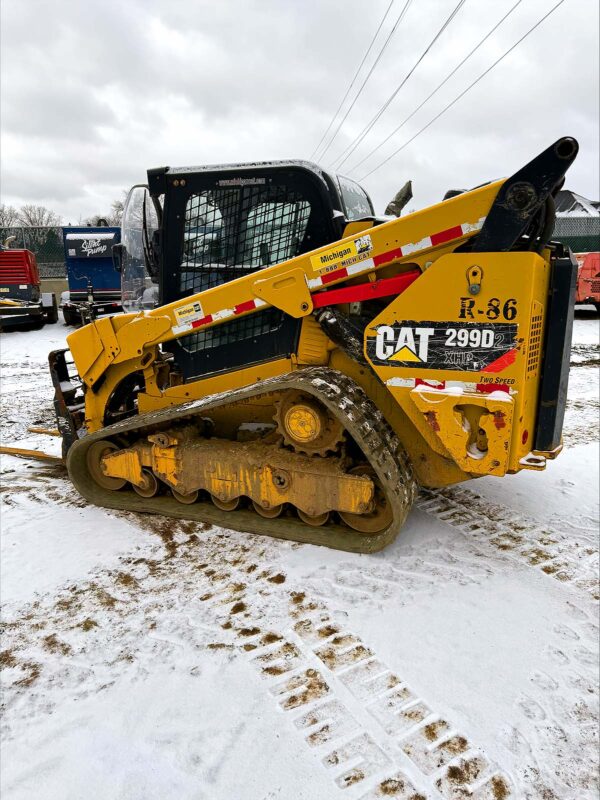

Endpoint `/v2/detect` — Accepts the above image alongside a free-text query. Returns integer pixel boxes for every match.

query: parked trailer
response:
[574,252,600,311]
[60,227,122,326]
[0,248,57,331]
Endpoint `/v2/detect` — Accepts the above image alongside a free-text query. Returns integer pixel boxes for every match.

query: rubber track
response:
[67,368,417,553]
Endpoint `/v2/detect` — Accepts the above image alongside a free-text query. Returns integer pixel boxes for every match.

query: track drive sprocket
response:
[274,390,345,456]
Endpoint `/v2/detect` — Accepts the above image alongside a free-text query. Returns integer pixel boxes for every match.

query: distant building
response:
[553,190,600,252]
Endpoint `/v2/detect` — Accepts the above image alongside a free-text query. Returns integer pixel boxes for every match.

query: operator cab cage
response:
[147,160,376,380]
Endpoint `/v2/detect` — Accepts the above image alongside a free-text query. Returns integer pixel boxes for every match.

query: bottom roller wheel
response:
[297,509,329,527]
[172,488,199,505]
[211,495,240,511]
[86,441,126,491]
[133,469,159,498]
[252,500,283,519]
[338,465,393,534]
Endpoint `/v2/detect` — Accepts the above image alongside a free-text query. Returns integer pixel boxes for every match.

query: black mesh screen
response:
[179,184,311,353]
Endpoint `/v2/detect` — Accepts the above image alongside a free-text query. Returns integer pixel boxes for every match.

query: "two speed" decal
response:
[368,320,519,373]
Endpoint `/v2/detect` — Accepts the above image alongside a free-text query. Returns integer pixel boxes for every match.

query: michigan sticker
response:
[310,234,373,276]
[174,299,205,326]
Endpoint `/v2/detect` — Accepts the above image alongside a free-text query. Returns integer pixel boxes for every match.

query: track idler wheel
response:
[297,509,330,527]
[86,441,126,491]
[211,495,240,511]
[252,500,284,519]
[338,466,393,534]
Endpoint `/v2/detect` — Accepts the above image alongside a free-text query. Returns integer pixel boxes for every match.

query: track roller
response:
[132,469,159,498]
[297,509,330,527]
[211,495,240,511]
[252,500,284,518]
[172,488,199,505]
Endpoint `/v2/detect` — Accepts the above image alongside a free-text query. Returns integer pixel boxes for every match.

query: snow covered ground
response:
[0,311,598,800]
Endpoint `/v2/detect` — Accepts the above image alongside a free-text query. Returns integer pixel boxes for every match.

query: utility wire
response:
[310,0,396,161]
[348,0,523,174]
[358,0,567,180]
[330,0,467,171]
[316,0,414,162]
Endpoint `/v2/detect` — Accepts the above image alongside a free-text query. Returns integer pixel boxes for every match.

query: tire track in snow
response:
[191,570,423,796]
[202,588,514,798]
[417,487,599,599]
[300,537,493,610]
[1,505,514,800]
[501,598,599,798]
[286,597,511,800]
[1,421,593,797]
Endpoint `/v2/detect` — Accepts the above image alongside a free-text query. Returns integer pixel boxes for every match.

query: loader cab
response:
[147,161,374,381]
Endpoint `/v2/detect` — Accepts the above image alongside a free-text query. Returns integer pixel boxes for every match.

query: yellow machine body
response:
[67,179,556,492]
[53,139,578,550]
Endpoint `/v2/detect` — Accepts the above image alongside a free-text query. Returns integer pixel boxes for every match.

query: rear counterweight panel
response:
[534,251,578,452]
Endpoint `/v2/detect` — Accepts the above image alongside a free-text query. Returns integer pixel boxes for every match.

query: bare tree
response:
[0,204,20,227]
[17,204,62,227]
[85,214,111,227]
[110,197,125,226]
[84,192,127,227]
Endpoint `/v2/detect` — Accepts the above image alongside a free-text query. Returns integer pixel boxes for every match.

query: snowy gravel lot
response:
[0,311,598,800]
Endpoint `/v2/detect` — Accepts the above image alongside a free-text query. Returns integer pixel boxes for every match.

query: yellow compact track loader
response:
[48,138,579,552]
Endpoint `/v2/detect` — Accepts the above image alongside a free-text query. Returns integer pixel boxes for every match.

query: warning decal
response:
[367,321,519,372]
[310,234,373,276]
[174,299,206,327]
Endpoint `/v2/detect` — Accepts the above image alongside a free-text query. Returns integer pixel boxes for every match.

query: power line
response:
[316,0,414,162]
[348,0,523,174]
[310,0,396,161]
[359,0,567,181]
[330,0,467,171]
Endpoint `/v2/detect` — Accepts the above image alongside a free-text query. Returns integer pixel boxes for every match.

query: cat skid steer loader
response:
[47,138,578,553]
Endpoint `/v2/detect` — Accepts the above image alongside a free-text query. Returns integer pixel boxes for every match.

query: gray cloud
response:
[1,0,597,223]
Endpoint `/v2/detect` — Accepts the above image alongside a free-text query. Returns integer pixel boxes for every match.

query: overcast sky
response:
[1,0,598,223]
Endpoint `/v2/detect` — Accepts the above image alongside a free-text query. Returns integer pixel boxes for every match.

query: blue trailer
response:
[60,226,122,325]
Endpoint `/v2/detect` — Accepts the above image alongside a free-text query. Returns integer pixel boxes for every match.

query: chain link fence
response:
[0,226,65,278]
[553,215,600,253]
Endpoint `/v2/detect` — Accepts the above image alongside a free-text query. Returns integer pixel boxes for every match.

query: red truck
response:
[0,248,58,330]
[575,252,600,312]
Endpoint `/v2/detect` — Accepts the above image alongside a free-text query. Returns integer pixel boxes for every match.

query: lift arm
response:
[67,138,577,393]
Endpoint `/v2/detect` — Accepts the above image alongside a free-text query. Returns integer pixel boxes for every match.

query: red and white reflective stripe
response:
[172,297,267,335]
[308,216,485,289]
[307,259,375,290]
[385,376,513,397]
[374,216,486,266]
[385,377,477,392]
[171,216,486,334]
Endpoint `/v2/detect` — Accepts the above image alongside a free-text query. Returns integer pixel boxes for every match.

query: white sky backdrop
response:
[1,0,598,222]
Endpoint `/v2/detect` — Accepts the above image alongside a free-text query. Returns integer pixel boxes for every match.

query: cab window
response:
[337,175,373,220]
